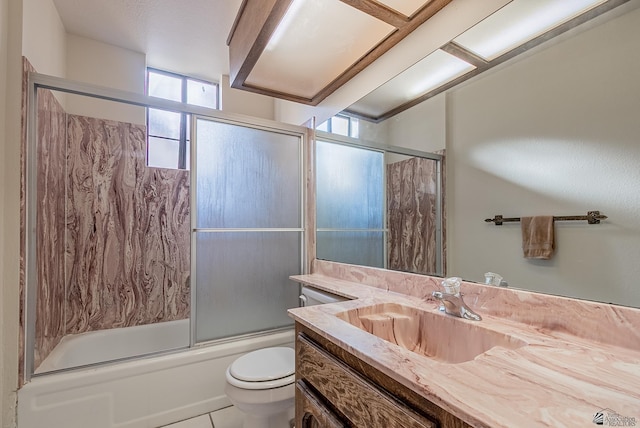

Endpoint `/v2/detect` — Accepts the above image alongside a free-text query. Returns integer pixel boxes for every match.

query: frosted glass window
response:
[195,119,302,229]
[317,231,384,268]
[195,231,301,342]
[331,115,349,137]
[147,136,180,170]
[148,70,182,101]
[187,80,218,109]
[148,109,181,140]
[316,141,384,229]
[350,119,359,139]
[316,115,359,138]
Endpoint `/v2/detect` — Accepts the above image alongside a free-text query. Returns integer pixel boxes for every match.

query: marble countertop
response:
[288,273,640,428]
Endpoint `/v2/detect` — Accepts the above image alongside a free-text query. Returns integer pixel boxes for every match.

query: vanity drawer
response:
[296,380,346,428]
[297,334,436,428]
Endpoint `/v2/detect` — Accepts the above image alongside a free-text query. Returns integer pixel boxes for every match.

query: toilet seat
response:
[226,347,295,390]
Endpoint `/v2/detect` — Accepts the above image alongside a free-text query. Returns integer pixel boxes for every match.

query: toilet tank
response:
[299,286,349,306]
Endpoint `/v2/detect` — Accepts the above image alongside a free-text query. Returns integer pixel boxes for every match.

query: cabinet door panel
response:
[297,335,436,428]
[296,380,346,428]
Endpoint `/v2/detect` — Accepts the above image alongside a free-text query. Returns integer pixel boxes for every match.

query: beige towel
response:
[521,216,555,259]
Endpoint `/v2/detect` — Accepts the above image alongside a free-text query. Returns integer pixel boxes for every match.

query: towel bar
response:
[484,211,607,226]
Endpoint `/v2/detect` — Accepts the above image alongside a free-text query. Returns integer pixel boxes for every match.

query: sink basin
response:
[336,303,526,364]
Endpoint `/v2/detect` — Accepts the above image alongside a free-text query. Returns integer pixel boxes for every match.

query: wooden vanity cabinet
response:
[295,324,471,428]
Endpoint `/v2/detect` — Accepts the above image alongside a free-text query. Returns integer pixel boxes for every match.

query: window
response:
[146,68,219,169]
[317,114,359,138]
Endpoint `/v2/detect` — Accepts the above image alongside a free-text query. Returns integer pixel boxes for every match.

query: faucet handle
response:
[441,277,461,295]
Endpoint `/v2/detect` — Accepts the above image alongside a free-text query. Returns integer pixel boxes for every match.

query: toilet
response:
[225,286,347,428]
[224,346,295,428]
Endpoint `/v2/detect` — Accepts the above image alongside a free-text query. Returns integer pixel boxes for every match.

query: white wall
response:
[220,74,275,120]
[65,34,146,124]
[1,0,24,426]
[21,0,65,77]
[446,5,640,307]
[347,93,446,153]
[387,93,446,153]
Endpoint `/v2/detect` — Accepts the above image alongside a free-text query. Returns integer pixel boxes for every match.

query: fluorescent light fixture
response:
[453,0,607,60]
[348,49,474,117]
[408,49,475,97]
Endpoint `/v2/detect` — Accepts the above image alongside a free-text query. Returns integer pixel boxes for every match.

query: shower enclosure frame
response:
[24,72,309,383]
[314,130,444,275]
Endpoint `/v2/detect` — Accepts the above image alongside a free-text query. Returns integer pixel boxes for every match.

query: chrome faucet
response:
[432,277,482,321]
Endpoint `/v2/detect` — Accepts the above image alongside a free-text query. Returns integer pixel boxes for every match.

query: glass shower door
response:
[191,117,304,344]
[316,140,385,268]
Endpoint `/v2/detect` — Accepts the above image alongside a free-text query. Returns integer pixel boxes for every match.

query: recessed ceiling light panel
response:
[245,0,394,99]
[350,49,474,117]
[453,0,607,60]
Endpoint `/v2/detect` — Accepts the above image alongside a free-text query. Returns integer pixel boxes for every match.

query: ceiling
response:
[50,0,628,117]
[226,0,458,105]
[52,0,243,82]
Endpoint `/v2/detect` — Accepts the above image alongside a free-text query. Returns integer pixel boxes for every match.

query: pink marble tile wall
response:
[20,57,32,384]
[20,57,191,377]
[19,58,69,371]
[65,115,190,334]
[387,156,439,275]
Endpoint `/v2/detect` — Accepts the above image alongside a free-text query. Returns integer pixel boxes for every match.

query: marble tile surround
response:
[20,59,68,372]
[65,115,190,333]
[20,57,191,375]
[387,157,438,274]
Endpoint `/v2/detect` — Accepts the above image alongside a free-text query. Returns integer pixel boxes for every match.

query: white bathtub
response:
[18,323,295,428]
[36,319,191,374]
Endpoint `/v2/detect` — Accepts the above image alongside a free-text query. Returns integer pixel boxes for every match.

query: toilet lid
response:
[229,347,294,382]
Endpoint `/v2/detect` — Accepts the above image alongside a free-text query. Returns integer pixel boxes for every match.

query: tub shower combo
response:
[18,66,307,428]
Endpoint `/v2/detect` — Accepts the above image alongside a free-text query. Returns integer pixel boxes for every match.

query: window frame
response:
[146,68,220,169]
[317,113,359,139]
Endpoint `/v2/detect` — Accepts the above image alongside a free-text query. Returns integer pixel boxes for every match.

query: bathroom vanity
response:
[295,325,468,427]
[289,261,640,428]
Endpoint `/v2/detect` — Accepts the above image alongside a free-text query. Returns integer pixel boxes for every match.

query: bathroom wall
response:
[21,0,66,80]
[18,0,67,384]
[65,34,146,124]
[387,93,446,153]
[25,59,68,369]
[220,74,275,120]
[64,114,190,334]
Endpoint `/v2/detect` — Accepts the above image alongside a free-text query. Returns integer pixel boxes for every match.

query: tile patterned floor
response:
[162,406,244,428]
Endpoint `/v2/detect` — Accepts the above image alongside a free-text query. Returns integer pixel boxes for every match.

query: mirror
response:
[317,0,640,308]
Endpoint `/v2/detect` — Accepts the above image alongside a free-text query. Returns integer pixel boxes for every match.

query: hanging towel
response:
[521,216,555,259]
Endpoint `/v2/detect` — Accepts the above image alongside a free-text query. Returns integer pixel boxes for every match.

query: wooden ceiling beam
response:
[338,0,409,27]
